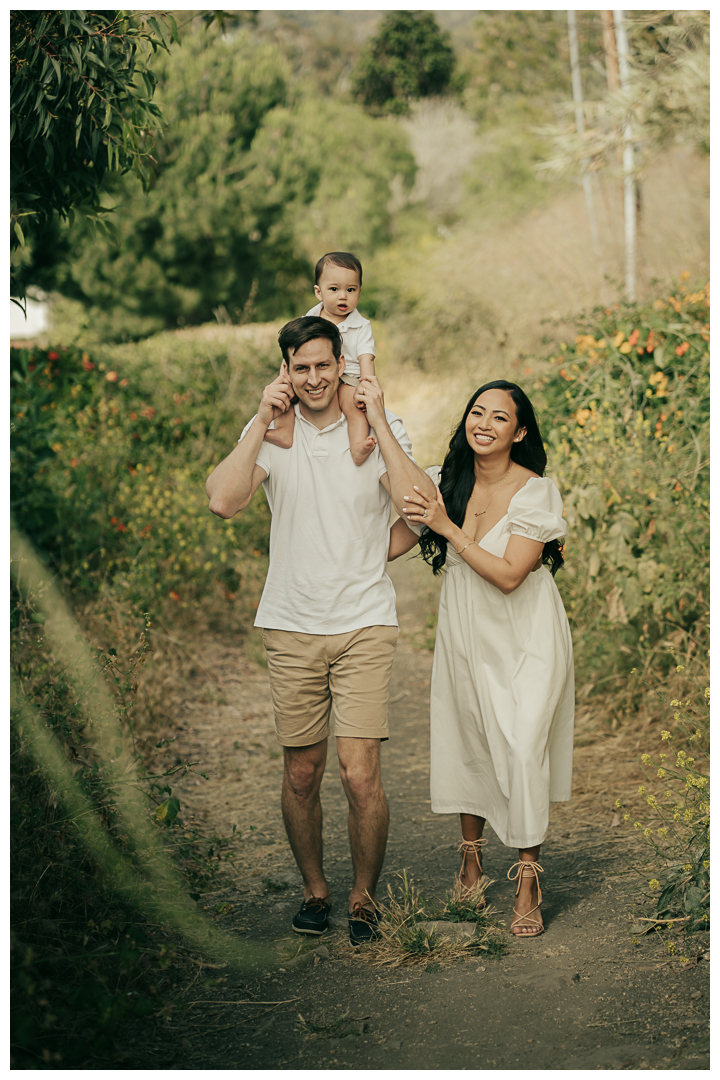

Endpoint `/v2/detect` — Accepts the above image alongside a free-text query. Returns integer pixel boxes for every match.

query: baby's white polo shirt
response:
[239,403,413,635]
[305,303,375,380]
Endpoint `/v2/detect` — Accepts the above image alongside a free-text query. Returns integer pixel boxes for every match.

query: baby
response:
[264,251,377,465]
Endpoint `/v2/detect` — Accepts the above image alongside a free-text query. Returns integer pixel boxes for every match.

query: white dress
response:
[427,470,574,849]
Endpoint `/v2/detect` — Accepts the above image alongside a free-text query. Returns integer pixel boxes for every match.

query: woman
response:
[389,380,574,937]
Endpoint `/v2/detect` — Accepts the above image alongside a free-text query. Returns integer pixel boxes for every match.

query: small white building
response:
[10,291,51,339]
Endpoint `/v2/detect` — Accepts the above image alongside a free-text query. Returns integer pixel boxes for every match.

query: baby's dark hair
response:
[315,251,363,286]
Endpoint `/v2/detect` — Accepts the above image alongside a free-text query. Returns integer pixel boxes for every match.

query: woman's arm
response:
[387,518,420,561]
[402,486,543,594]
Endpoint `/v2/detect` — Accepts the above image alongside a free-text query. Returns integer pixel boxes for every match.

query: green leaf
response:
[155,797,180,823]
[30,612,45,625]
[13,221,25,246]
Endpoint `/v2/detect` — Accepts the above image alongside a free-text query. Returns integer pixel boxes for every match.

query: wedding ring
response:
[423,510,427,518]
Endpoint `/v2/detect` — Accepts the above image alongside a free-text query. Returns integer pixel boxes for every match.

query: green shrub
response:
[618,656,709,942]
[10,327,276,614]
[537,280,709,710]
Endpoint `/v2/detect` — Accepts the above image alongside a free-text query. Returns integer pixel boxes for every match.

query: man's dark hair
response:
[314,251,363,286]
[278,316,343,365]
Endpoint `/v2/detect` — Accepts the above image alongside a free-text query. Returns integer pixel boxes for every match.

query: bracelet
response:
[455,537,477,556]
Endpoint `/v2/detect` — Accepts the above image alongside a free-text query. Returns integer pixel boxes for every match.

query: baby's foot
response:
[350,435,377,466]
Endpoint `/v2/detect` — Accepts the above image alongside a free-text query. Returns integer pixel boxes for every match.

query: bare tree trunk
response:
[601,11,621,91]
[613,9,636,303]
[566,11,603,270]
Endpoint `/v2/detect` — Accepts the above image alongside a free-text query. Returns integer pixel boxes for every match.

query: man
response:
[206,315,435,945]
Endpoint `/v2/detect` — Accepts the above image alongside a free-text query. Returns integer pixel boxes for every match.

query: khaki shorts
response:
[261,626,398,746]
[340,373,360,387]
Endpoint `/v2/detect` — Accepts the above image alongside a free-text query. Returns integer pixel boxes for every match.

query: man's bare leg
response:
[281,740,330,900]
[336,736,388,910]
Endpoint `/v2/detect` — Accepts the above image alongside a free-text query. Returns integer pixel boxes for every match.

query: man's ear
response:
[338,353,346,378]
[314,284,322,302]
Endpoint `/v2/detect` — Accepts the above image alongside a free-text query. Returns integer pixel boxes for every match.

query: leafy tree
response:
[539,11,709,182]
[32,22,415,340]
[10,10,178,303]
[352,11,456,115]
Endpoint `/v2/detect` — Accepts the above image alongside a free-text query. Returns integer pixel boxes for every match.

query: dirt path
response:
[116,556,709,1071]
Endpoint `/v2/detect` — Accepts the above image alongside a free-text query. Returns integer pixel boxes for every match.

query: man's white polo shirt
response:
[305,303,375,380]
[239,404,413,635]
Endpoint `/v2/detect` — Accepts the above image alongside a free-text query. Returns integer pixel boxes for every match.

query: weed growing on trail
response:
[617,655,709,948]
[346,871,505,969]
[441,876,492,924]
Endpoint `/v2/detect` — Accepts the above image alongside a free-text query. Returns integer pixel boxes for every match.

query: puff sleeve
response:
[507,477,567,544]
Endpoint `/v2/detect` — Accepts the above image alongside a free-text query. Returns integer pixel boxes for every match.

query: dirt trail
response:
[117,556,709,1071]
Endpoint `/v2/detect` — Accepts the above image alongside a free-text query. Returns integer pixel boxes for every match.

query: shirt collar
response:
[294,401,346,433]
[305,302,364,330]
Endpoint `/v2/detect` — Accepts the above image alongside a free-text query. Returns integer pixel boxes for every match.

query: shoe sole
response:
[292,924,328,935]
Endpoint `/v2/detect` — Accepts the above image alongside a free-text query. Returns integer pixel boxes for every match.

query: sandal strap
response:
[458,837,488,878]
[510,903,544,934]
[507,861,543,905]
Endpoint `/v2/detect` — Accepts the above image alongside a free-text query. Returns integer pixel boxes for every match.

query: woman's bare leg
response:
[511,844,544,935]
[459,813,486,888]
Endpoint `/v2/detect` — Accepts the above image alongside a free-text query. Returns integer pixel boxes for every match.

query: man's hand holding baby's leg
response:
[339,382,376,465]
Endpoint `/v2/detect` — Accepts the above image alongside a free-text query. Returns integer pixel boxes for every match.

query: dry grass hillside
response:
[372,143,708,464]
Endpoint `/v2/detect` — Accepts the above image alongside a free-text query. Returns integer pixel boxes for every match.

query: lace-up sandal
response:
[292,894,332,935]
[458,837,489,910]
[507,860,544,937]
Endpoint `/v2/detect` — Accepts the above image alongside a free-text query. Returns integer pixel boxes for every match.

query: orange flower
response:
[628,329,639,346]
[81,357,94,371]
[170,590,180,601]
[675,342,689,357]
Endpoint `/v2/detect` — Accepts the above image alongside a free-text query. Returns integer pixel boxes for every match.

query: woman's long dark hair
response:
[419,380,564,576]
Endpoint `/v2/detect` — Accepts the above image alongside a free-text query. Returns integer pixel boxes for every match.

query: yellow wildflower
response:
[682,864,692,873]
[644,828,652,838]
[657,768,666,779]
[615,798,623,809]
[634,821,642,830]
[661,731,672,741]
[649,879,660,889]
[641,754,651,765]
[638,785,646,795]
[676,665,685,673]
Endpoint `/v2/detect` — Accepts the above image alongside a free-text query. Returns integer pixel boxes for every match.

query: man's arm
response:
[356,376,435,511]
[205,371,291,518]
